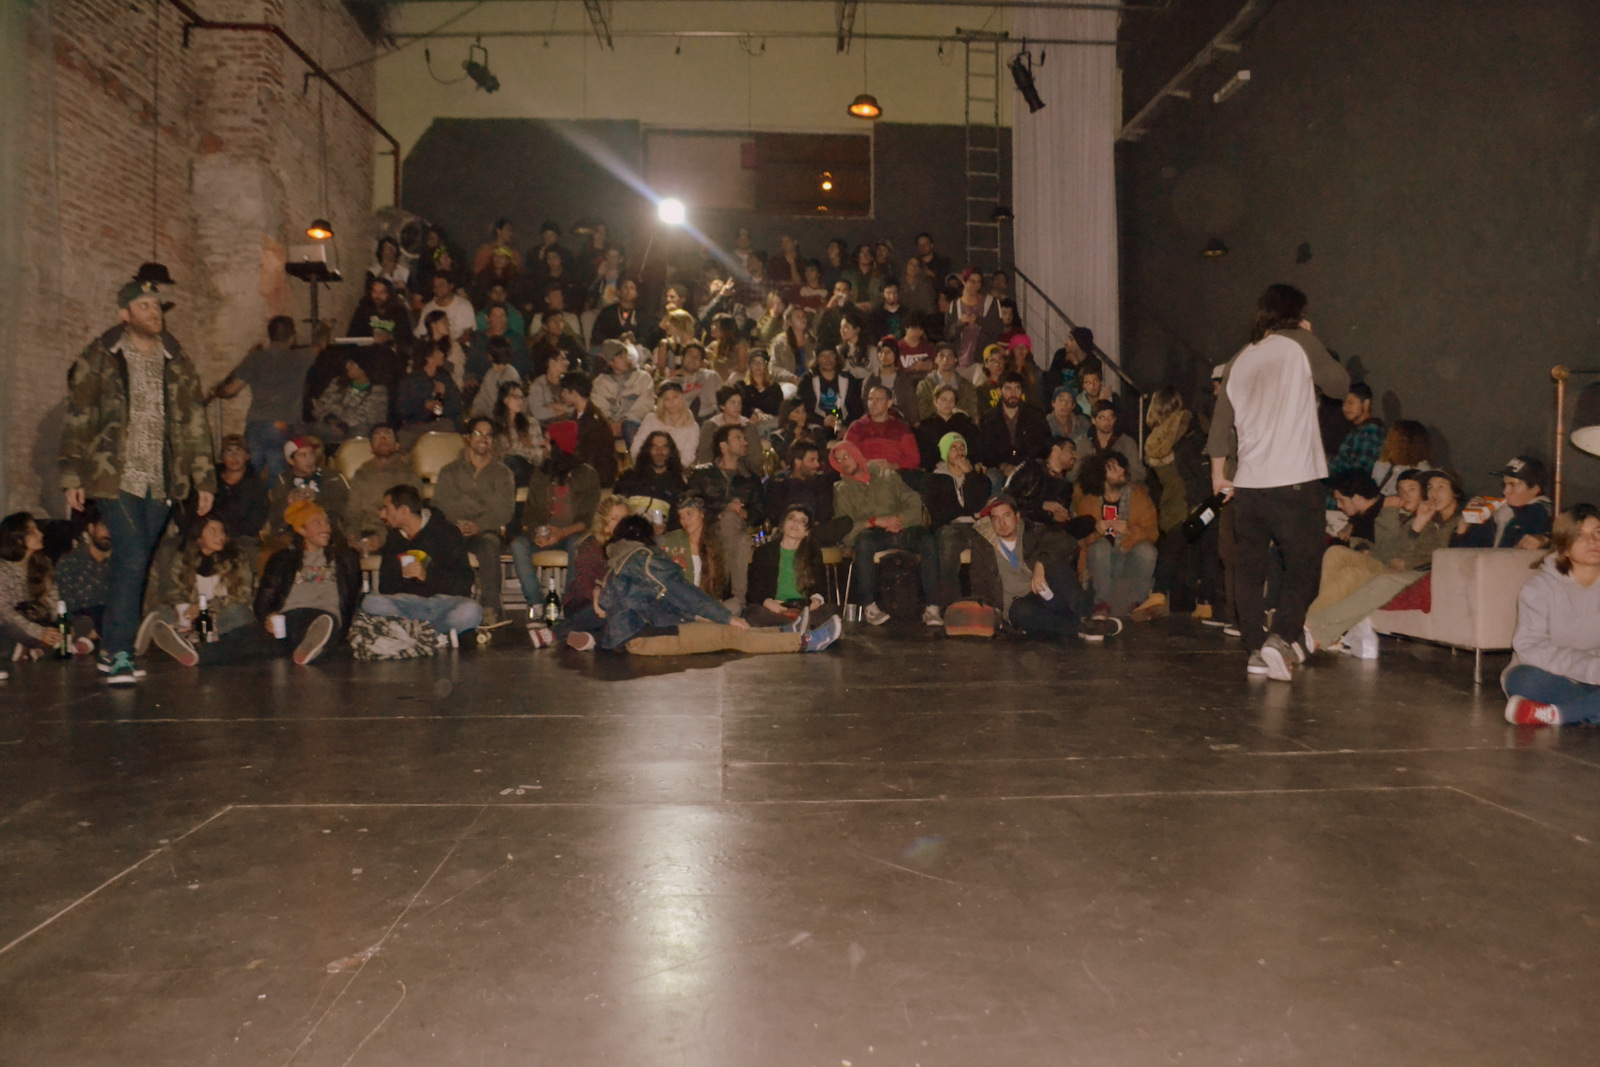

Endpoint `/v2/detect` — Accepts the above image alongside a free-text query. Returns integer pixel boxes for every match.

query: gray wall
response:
[402,118,1007,283]
[1118,0,1600,502]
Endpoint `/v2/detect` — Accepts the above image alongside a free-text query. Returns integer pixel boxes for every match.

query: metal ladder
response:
[963,35,1004,272]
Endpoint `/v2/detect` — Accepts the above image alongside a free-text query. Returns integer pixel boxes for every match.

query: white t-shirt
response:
[414,295,477,340]
[1226,334,1327,489]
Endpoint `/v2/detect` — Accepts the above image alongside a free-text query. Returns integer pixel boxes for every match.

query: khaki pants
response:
[1306,545,1421,649]
[626,622,801,656]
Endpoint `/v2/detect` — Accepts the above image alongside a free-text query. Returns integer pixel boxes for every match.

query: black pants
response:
[1231,482,1323,652]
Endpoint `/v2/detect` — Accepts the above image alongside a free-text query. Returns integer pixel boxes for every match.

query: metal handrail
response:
[1010,266,1143,395]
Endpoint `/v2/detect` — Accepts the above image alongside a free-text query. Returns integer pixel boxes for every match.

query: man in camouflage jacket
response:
[60,279,215,682]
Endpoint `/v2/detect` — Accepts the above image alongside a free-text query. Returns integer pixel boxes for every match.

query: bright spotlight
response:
[658,198,686,226]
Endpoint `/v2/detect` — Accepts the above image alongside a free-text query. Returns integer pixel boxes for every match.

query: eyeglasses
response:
[469,430,494,438]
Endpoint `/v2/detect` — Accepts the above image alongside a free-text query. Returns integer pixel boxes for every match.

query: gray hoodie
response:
[1508,555,1600,685]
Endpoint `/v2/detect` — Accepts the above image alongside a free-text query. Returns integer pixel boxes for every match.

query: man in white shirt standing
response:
[1207,284,1350,681]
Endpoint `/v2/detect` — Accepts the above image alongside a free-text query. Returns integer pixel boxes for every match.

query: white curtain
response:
[1012,8,1120,366]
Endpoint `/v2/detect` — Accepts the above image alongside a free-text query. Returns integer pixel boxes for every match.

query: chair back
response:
[333,437,373,480]
[411,431,464,484]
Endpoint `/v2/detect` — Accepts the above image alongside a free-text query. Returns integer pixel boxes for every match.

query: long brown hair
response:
[1379,420,1431,466]
[1548,503,1600,575]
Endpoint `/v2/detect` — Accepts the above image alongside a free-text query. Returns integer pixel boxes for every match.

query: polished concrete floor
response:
[3,620,1600,1065]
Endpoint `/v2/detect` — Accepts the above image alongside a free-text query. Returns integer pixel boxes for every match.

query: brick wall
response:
[9,0,375,513]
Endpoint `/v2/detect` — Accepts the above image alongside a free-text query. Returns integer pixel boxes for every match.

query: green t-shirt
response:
[776,547,803,602]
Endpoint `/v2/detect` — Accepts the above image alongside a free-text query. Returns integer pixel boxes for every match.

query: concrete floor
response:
[3,621,1599,1065]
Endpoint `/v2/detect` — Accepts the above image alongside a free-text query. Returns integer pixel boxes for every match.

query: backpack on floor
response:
[876,551,925,620]
[347,611,438,660]
[943,600,998,638]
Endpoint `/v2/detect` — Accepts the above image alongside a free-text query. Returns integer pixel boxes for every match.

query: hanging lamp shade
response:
[306,218,334,240]
[848,93,882,120]
[133,262,175,286]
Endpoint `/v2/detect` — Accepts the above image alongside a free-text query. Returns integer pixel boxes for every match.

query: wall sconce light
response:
[1202,237,1229,258]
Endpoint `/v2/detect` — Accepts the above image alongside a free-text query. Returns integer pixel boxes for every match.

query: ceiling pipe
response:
[161,0,402,207]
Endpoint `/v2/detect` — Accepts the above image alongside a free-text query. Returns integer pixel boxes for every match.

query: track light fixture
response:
[1009,50,1045,114]
[464,42,500,94]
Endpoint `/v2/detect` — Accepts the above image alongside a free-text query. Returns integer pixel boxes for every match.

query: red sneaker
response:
[1505,695,1560,726]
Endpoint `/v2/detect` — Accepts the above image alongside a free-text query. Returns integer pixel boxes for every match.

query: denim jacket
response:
[595,542,733,650]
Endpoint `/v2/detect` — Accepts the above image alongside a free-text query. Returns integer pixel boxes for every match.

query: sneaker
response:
[1091,602,1112,620]
[1192,602,1214,622]
[292,615,336,665]
[151,621,199,667]
[134,611,160,655]
[96,653,146,678]
[104,651,139,686]
[863,603,891,626]
[1290,640,1308,664]
[1340,617,1379,660]
[0,668,8,681]
[1222,623,1242,638]
[72,635,96,656]
[527,624,556,649]
[1078,616,1123,642]
[1246,651,1270,676]
[799,615,844,653]
[922,604,944,627]
[1302,626,1320,656]
[1505,695,1560,726]
[782,606,812,635]
[1259,634,1295,682]
[566,630,596,652]
[1131,592,1168,622]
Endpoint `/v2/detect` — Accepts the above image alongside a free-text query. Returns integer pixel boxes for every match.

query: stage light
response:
[848,93,882,120]
[1009,51,1045,114]
[464,43,500,94]
[306,218,334,240]
[658,198,686,226]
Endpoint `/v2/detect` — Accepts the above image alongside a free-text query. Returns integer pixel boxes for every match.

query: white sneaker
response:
[1259,634,1295,682]
[1343,618,1380,659]
[922,604,944,627]
[863,603,891,626]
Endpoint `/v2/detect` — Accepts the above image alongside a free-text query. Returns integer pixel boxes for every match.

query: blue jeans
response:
[1503,665,1600,725]
[511,533,586,604]
[246,419,293,480]
[361,593,483,634]
[851,526,937,606]
[1086,538,1157,617]
[102,492,172,656]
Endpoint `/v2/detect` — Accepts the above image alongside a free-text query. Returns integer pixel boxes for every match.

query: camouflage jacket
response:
[60,326,216,501]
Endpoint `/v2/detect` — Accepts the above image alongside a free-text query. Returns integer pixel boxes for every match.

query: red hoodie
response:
[843,414,919,470]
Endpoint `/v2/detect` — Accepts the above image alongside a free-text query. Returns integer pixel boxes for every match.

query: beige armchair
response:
[1371,547,1543,683]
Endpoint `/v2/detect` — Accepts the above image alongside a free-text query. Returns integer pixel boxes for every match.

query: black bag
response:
[876,551,925,620]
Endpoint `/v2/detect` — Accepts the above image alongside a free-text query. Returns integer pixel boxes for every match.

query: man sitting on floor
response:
[968,495,1117,641]
[430,416,517,626]
[362,484,483,639]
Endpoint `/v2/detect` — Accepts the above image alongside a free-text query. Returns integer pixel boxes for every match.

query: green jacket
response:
[834,461,924,547]
[60,326,216,501]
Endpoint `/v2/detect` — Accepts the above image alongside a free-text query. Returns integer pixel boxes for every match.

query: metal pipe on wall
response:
[161,0,401,206]
[394,29,1116,46]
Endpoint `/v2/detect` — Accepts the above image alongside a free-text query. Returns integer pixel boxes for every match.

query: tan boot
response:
[1131,592,1168,622]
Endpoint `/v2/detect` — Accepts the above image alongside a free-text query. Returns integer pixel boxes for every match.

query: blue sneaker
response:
[96,652,146,678]
[781,606,811,635]
[799,615,843,653]
[104,651,139,686]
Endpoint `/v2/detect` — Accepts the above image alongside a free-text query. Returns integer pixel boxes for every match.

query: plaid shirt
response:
[1329,419,1386,480]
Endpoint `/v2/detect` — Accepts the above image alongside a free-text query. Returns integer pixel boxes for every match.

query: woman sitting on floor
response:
[0,512,68,666]
[1504,504,1600,726]
[539,493,631,648]
[745,504,831,629]
[254,500,362,665]
[658,494,729,605]
[568,515,840,655]
[141,513,262,667]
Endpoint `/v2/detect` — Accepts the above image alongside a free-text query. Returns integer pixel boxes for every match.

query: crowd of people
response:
[2,225,1589,729]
